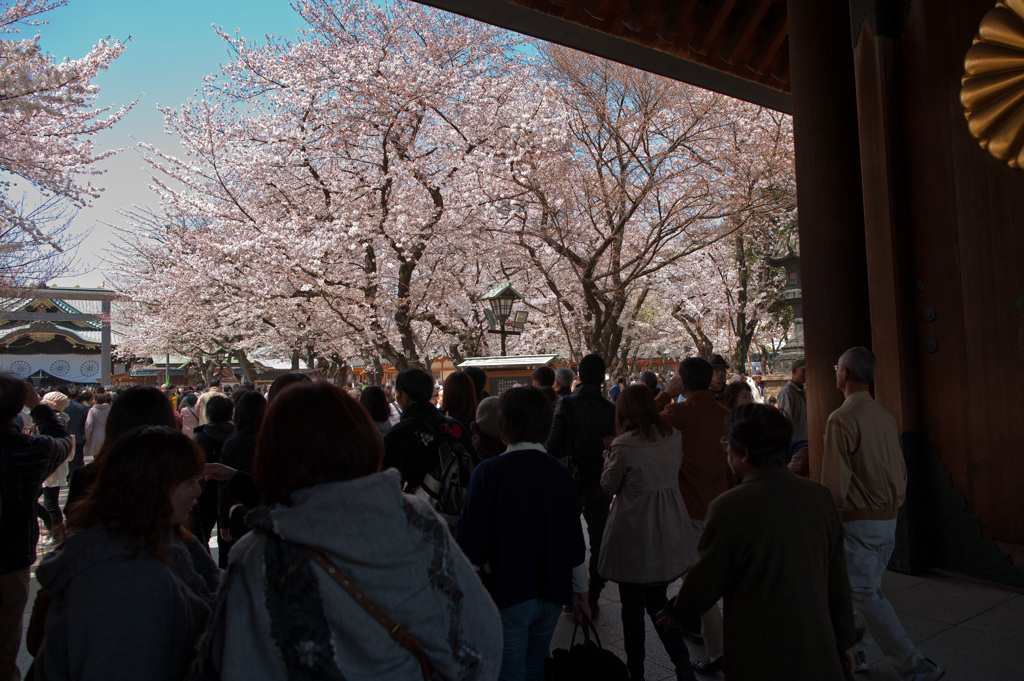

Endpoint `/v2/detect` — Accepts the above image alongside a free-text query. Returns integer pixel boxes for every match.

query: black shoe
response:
[692,656,723,676]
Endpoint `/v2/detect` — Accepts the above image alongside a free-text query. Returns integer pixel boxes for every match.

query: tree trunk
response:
[233,349,257,384]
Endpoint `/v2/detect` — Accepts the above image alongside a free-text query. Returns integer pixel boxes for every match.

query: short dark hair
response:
[0,375,26,423]
[639,371,658,391]
[205,395,234,424]
[267,372,312,403]
[462,366,488,396]
[395,368,434,403]
[679,357,713,392]
[255,381,383,503]
[498,387,553,445]
[208,377,221,388]
[533,365,555,388]
[359,385,391,423]
[726,403,791,468]
[578,354,606,385]
[233,390,267,432]
[840,347,876,384]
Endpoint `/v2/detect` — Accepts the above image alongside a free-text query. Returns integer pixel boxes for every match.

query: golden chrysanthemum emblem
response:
[962,0,1024,168]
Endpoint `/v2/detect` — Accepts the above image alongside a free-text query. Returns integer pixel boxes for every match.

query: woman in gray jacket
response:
[193,380,502,681]
[34,426,219,681]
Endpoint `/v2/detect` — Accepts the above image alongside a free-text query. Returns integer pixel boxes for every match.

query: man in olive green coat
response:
[657,404,857,681]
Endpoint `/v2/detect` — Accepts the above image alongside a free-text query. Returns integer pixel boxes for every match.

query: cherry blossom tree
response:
[0,0,132,287]
[481,47,795,375]
[116,0,545,373]
[112,1,797,376]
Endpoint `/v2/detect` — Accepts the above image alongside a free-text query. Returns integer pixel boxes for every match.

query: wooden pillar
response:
[850,3,920,432]
[787,0,873,479]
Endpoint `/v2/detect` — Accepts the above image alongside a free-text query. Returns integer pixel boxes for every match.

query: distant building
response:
[0,291,115,387]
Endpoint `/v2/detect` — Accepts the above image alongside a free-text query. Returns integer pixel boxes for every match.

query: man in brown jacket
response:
[658,403,857,681]
[819,347,943,681]
[656,357,733,675]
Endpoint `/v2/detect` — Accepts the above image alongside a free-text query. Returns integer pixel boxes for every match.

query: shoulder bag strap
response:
[301,546,435,681]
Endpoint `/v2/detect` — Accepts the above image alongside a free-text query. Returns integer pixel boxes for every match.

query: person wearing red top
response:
[654,357,734,676]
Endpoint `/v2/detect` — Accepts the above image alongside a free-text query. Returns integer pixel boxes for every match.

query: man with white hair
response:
[819,347,943,681]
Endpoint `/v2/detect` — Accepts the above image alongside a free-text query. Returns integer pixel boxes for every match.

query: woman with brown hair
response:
[440,371,478,432]
[34,426,219,681]
[65,385,180,512]
[723,380,754,412]
[439,371,478,462]
[194,380,501,681]
[598,385,698,681]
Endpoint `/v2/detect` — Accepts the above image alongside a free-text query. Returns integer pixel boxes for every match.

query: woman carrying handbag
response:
[597,386,698,681]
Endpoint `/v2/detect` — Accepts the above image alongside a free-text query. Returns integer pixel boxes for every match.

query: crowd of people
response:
[0,347,943,681]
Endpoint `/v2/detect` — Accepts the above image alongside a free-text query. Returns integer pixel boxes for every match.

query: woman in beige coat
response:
[598,385,698,681]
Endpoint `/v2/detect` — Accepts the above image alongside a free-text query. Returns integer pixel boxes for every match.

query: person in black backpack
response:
[383,369,450,493]
[383,369,476,528]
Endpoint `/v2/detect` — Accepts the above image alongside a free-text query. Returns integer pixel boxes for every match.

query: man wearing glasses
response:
[819,348,943,681]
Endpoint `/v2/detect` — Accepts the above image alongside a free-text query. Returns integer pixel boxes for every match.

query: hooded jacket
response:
[193,469,502,681]
[34,524,219,681]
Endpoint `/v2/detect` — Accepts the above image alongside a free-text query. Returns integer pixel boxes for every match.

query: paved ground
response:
[19,532,1024,680]
[548,570,1024,681]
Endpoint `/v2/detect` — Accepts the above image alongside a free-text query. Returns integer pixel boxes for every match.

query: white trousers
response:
[688,518,724,658]
[844,518,924,675]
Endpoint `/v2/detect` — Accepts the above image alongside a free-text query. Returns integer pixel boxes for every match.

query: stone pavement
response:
[19,537,1024,680]
[547,570,1024,681]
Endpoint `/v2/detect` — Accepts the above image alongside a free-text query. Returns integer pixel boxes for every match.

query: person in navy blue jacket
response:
[457,386,590,681]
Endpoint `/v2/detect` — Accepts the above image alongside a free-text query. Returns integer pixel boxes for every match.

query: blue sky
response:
[27,0,308,287]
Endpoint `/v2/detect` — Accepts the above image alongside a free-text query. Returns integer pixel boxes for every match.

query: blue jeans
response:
[499,598,562,681]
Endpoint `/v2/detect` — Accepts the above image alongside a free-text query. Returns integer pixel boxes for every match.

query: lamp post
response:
[480,284,527,356]
[214,348,226,383]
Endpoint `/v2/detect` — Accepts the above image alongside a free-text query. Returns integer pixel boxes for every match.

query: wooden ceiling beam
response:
[623,0,652,31]
[747,13,788,76]
[770,44,790,84]
[582,0,614,21]
[689,0,740,55]
[719,0,775,64]
[657,0,699,43]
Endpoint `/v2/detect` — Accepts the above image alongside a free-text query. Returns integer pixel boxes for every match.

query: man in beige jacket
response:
[819,347,943,681]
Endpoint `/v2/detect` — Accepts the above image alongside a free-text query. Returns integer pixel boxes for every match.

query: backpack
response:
[414,417,476,530]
